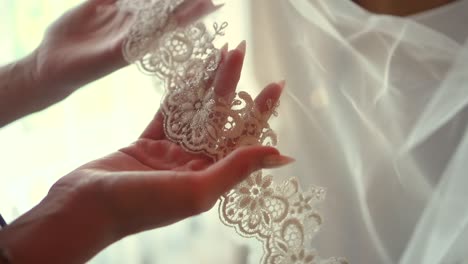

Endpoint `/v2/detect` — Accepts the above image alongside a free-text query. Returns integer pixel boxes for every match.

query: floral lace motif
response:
[220,172,346,264]
[117,0,184,68]
[118,0,347,263]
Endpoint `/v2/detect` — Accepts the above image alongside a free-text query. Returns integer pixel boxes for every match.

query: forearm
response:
[0,51,60,128]
[0,190,117,264]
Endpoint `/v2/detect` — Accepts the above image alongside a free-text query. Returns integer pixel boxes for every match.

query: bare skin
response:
[0,0,221,128]
[0,0,292,263]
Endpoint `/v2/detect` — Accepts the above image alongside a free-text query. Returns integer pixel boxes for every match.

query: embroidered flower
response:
[238,172,275,211]
[178,86,215,132]
[291,194,313,215]
[163,85,220,153]
[221,172,289,236]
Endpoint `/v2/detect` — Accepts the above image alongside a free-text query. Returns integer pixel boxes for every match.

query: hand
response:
[54,41,287,237]
[0,0,223,127]
[0,42,290,264]
[32,0,223,101]
[32,0,132,100]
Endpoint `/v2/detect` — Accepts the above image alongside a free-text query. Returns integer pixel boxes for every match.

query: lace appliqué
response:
[220,172,346,264]
[117,0,185,67]
[118,1,347,263]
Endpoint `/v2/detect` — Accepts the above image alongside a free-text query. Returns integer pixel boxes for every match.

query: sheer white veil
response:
[245,0,468,263]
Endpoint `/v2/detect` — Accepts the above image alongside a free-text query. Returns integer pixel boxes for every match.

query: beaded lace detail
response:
[117,0,347,263]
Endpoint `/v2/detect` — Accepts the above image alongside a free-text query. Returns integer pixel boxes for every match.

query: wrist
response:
[0,52,44,127]
[29,48,71,103]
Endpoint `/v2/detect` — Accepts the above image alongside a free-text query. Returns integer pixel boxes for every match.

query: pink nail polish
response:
[261,155,295,169]
[212,0,226,6]
[237,40,246,54]
[213,3,225,10]
[207,1,225,13]
[278,80,286,90]
[221,43,229,53]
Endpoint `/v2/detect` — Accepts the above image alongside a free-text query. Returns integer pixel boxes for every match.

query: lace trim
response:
[118,1,347,263]
[220,172,349,264]
[117,0,184,68]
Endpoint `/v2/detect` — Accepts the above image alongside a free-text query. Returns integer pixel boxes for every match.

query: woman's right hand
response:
[0,42,290,264]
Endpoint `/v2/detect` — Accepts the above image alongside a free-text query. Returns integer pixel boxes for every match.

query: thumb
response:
[200,146,295,200]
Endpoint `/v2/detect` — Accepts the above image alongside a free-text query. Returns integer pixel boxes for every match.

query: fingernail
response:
[237,40,246,54]
[207,1,225,13]
[219,43,229,62]
[278,80,286,90]
[261,155,295,169]
[221,43,228,53]
[213,3,225,10]
[212,0,226,6]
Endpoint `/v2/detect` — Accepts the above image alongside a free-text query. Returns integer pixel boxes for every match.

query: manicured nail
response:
[213,3,225,10]
[261,155,295,169]
[219,43,229,62]
[237,40,246,54]
[221,43,228,53]
[278,80,286,90]
[212,0,225,4]
[207,1,225,13]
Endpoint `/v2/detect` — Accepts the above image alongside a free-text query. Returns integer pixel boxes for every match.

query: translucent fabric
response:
[117,1,344,263]
[245,0,468,263]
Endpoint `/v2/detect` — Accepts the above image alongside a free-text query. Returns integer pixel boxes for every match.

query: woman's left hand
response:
[33,0,132,99]
[33,0,222,100]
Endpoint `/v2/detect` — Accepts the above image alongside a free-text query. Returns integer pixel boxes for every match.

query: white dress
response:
[245,0,468,263]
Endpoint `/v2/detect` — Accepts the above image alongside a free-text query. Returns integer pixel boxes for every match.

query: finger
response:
[139,42,230,141]
[205,43,229,88]
[174,0,224,27]
[139,111,166,140]
[109,147,294,226]
[197,146,295,203]
[213,41,246,99]
[254,80,285,118]
[219,43,229,63]
[183,159,212,171]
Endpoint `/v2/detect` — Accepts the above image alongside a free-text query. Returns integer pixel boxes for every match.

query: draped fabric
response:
[245,0,468,263]
[116,1,345,263]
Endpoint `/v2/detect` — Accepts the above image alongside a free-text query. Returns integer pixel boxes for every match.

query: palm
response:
[53,131,214,236]
[50,42,285,237]
[88,136,212,173]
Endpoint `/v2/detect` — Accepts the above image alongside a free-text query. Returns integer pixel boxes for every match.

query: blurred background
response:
[0,0,265,263]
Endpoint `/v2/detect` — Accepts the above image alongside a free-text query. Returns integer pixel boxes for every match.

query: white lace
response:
[117,0,347,263]
[117,0,184,68]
